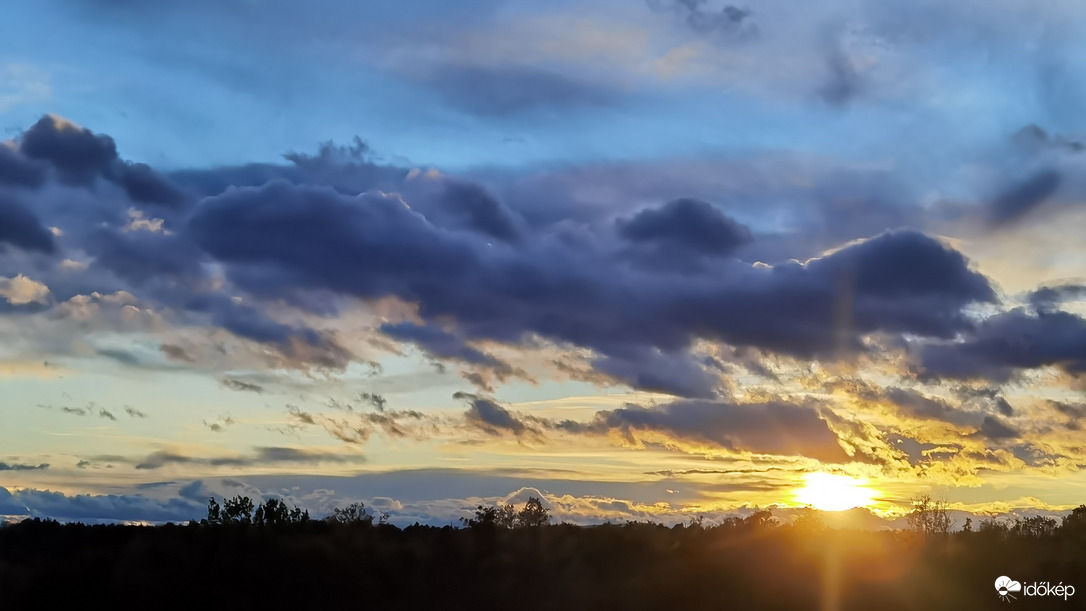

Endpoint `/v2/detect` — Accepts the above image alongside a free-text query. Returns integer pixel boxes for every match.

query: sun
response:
[793,472,878,512]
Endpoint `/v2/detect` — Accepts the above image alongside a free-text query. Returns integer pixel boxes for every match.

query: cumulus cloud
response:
[186,171,996,391]
[0,274,50,305]
[19,115,183,206]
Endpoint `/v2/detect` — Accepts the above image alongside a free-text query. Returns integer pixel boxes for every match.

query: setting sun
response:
[793,473,879,512]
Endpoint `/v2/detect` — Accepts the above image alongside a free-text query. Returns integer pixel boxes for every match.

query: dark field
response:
[2,514,1084,610]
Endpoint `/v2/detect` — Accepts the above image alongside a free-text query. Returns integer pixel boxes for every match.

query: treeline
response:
[0,497,1084,610]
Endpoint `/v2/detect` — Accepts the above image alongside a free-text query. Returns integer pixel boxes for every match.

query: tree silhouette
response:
[905,495,951,535]
[1012,515,1057,537]
[327,502,373,526]
[517,497,550,527]
[1062,504,1086,531]
[204,497,222,525]
[222,495,255,525]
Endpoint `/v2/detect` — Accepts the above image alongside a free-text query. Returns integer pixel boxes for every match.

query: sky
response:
[2,0,1086,527]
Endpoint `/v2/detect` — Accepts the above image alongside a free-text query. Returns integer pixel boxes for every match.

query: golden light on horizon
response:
[793,472,879,512]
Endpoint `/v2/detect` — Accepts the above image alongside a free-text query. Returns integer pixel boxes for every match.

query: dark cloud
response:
[460,371,494,392]
[18,115,185,207]
[203,416,236,433]
[0,462,49,471]
[116,162,186,207]
[159,343,195,363]
[1028,283,1086,311]
[124,406,148,418]
[184,293,351,369]
[431,180,522,243]
[84,226,203,285]
[889,435,956,466]
[220,378,264,394]
[593,348,723,398]
[988,169,1062,226]
[819,45,862,107]
[881,387,960,422]
[954,386,1015,417]
[648,0,756,38]
[0,194,55,253]
[359,392,387,412]
[0,117,1035,399]
[0,485,201,523]
[616,198,752,258]
[0,144,47,188]
[135,447,363,470]
[170,138,408,197]
[19,115,119,186]
[976,416,1019,440]
[456,392,530,437]
[1013,124,1084,154]
[416,64,617,116]
[556,399,852,463]
[381,322,508,370]
[917,309,1086,381]
[1048,400,1086,430]
[188,174,995,394]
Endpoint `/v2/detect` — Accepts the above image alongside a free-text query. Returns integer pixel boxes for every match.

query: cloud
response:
[0,461,49,471]
[424,179,524,243]
[976,416,1020,440]
[1027,283,1086,310]
[187,172,995,392]
[220,378,264,394]
[0,485,201,523]
[381,322,509,370]
[19,114,120,187]
[159,343,195,363]
[616,198,753,259]
[410,64,618,116]
[456,392,532,437]
[18,115,184,207]
[647,0,757,38]
[989,170,1062,226]
[0,142,47,188]
[359,392,387,412]
[555,398,853,463]
[202,416,236,433]
[0,274,50,305]
[0,194,55,253]
[592,347,724,398]
[916,309,1086,381]
[134,447,365,470]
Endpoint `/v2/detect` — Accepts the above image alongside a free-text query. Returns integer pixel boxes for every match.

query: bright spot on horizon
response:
[793,473,879,512]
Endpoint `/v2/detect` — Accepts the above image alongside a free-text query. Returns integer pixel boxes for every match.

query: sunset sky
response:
[2,0,1086,526]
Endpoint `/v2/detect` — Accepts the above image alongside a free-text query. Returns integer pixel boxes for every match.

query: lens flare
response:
[793,472,878,511]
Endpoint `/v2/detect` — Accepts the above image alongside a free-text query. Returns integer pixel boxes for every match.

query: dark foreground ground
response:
[1,519,1084,610]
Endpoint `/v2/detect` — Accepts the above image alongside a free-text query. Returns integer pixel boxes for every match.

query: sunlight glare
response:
[793,472,878,512]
